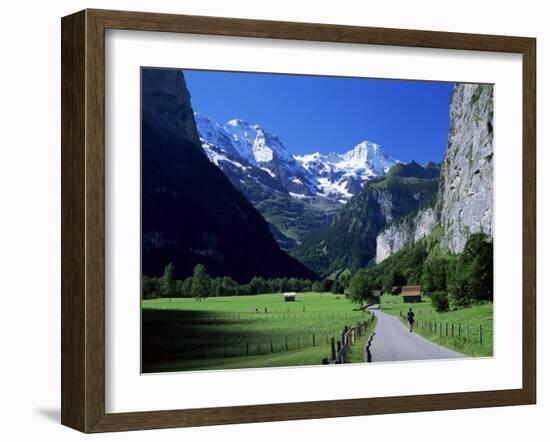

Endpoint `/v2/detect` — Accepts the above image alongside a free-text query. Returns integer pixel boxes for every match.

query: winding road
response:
[365,307,465,363]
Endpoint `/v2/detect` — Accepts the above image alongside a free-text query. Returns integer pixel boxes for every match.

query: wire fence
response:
[398,311,492,346]
[179,310,367,323]
[144,312,375,362]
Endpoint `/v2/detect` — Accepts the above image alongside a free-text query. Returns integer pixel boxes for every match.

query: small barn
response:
[401,285,422,303]
[283,292,296,302]
[371,289,381,299]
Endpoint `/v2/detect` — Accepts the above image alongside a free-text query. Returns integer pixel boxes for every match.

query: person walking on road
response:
[406,308,415,333]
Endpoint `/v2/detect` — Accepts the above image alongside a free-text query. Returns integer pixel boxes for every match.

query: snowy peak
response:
[194,112,317,196]
[294,141,399,201]
[342,141,378,162]
[194,112,401,203]
[340,140,398,174]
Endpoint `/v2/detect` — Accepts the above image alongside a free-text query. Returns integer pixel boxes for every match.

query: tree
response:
[220,276,238,296]
[210,277,223,297]
[462,233,493,302]
[348,269,375,306]
[337,270,352,289]
[181,277,193,297]
[447,260,471,307]
[311,280,322,293]
[249,276,268,295]
[331,279,344,294]
[319,279,333,293]
[190,264,211,300]
[448,233,493,306]
[142,275,160,299]
[430,291,450,312]
[382,269,406,294]
[421,256,451,294]
[160,263,176,298]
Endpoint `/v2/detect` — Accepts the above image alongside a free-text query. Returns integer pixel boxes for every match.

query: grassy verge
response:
[346,315,377,363]
[142,292,370,372]
[380,294,493,357]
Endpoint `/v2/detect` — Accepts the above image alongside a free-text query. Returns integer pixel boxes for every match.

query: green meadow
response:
[380,294,493,357]
[142,292,373,372]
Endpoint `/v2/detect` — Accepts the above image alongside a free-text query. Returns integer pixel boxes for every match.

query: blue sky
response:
[183,69,453,164]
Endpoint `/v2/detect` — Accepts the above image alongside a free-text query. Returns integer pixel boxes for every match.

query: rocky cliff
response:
[438,83,494,253]
[375,207,438,263]
[292,162,439,277]
[141,69,315,282]
[373,83,494,262]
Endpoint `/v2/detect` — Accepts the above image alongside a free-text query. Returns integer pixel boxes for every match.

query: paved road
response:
[365,308,465,363]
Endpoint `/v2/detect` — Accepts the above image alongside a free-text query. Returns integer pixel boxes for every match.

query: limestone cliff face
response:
[438,84,494,253]
[373,83,493,261]
[291,163,439,277]
[375,208,438,263]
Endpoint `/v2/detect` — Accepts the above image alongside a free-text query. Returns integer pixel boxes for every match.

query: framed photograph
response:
[61,9,536,433]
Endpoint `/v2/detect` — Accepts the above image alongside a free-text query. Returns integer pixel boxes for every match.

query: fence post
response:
[270,339,273,353]
[458,323,461,338]
[246,342,249,356]
[451,323,454,338]
[445,323,448,337]
[480,324,483,345]
[257,342,261,355]
[331,337,336,361]
[285,336,289,351]
[313,333,316,347]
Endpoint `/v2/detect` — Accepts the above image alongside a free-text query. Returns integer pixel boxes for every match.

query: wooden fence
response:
[321,314,375,365]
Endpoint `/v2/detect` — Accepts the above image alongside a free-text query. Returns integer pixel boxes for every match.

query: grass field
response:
[380,294,493,357]
[142,292,371,372]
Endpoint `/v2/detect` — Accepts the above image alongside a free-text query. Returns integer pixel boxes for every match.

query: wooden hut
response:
[283,292,296,302]
[401,285,422,303]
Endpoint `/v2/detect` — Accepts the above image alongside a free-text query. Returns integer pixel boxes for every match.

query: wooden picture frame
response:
[61,8,536,433]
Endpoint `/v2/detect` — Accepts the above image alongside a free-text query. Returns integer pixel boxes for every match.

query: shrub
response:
[430,291,450,312]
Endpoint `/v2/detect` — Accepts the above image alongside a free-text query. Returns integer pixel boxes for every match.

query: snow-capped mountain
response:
[195,113,317,196]
[295,141,399,201]
[195,112,400,203]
